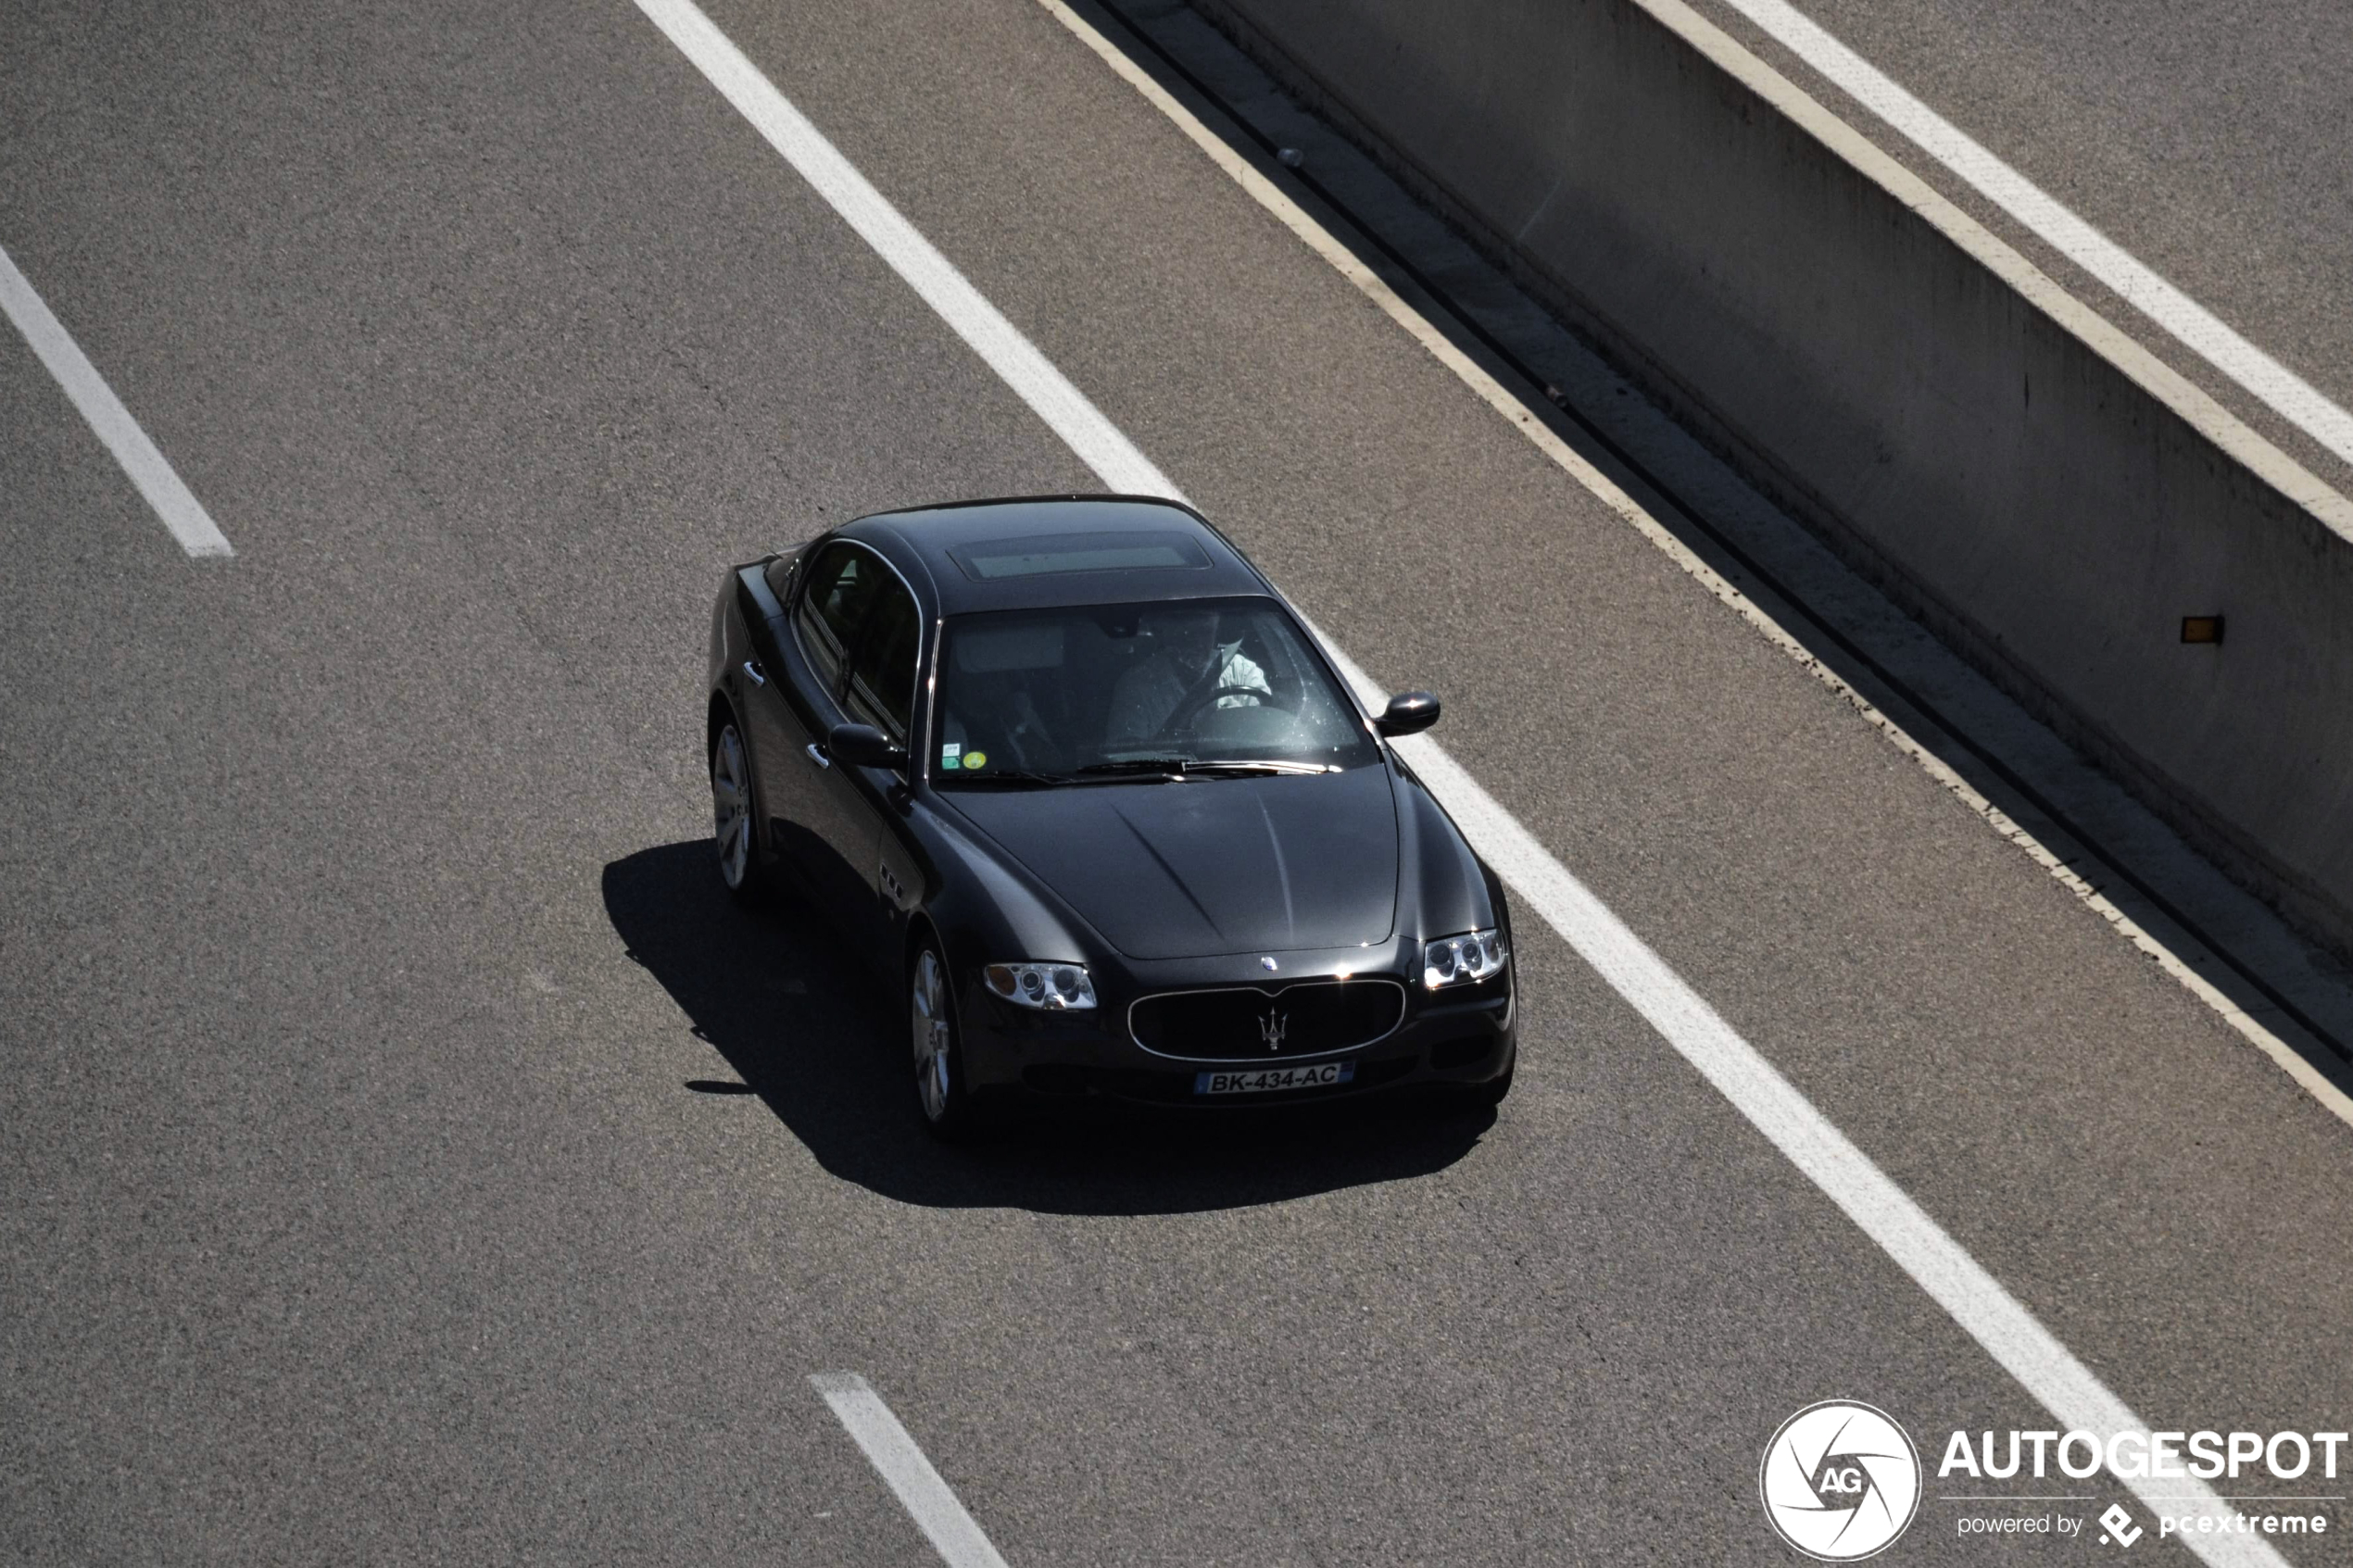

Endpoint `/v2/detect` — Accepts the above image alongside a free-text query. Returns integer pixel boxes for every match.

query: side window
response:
[792,544,883,697]
[845,580,922,746]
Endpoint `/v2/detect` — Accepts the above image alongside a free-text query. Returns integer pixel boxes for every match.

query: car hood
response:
[945,766,1399,960]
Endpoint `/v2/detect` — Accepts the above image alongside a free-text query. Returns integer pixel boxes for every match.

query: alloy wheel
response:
[912,948,953,1123]
[712,725,753,891]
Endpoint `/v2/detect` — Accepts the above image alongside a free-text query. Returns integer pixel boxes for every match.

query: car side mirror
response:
[1376,691,1441,737]
[828,721,908,771]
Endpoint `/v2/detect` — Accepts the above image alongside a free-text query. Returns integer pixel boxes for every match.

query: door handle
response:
[806,743,832,769]
[741,659,766,686]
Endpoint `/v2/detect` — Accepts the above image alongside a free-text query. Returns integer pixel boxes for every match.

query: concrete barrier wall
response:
[1188,0,2353,952]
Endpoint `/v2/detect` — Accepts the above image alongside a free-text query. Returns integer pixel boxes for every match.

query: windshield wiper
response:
[1074,758,1191,780]
[1189,759,1339,776]
[1071,758,1338,781]
[941,766,1070,787]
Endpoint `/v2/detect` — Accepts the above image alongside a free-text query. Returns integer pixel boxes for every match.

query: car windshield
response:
[932,596,1381,784]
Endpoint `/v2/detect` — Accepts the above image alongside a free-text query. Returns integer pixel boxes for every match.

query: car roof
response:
[833,495,1271,615]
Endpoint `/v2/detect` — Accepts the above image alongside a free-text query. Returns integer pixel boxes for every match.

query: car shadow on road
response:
[603,841,1491,1215]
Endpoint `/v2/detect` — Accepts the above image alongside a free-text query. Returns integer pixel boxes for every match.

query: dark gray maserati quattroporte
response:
[706,495,1516,1135]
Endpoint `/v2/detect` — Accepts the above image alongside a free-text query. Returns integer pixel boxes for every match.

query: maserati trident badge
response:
[1260,1010,1288,1051]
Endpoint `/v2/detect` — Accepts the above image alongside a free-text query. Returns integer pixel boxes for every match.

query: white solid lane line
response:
[0,245,233,558]
[1383,737,2290,1568]
[811,1373,1015,1568]
[1709,0,2353,475]
[626,0,1176,502]
[636,4,2288,1561]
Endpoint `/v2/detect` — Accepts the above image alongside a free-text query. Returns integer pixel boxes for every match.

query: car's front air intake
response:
[1128,978,1406,1061]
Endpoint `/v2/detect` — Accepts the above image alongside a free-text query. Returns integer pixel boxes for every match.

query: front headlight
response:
[1423,928,1507,989]
[983,961,1098,1010]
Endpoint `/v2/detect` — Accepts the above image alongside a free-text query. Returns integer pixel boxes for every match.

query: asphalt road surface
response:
[4,1,2349,1563]
[1683,0,2353,494]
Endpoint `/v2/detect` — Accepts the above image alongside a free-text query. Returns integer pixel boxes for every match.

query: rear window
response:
[946,531,1210,581]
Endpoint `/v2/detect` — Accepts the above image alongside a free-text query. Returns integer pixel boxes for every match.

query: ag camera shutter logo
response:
[1760,1400,1923,1561]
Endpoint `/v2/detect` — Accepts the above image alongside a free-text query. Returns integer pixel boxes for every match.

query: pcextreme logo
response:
[1761,1400,1924,1561]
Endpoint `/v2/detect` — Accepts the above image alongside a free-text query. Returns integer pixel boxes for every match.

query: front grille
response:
[1128,978,1407,1061]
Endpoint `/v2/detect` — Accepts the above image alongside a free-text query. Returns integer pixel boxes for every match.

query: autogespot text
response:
[1938,1428,2348,1482]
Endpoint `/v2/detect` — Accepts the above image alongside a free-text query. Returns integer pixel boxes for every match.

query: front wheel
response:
[711,721,768,901]
[910,941,978,1140]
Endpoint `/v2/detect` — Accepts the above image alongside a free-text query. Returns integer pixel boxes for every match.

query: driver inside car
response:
[1106,608,1272,744]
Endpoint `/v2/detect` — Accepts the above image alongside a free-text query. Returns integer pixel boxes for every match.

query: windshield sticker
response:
[940,743,962,771]
[963,750,988,771]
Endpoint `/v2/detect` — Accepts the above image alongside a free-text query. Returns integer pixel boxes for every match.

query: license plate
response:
[1193,1061,1356,1096]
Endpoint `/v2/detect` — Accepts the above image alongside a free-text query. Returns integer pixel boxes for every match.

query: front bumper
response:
[954,936,1516,1110]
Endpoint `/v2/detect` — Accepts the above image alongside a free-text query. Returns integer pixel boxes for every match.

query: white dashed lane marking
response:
[812,1373,1015,1568]
[0,244,233,558]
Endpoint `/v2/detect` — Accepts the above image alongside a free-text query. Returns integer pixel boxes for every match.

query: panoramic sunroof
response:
[947,530,1211,581]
